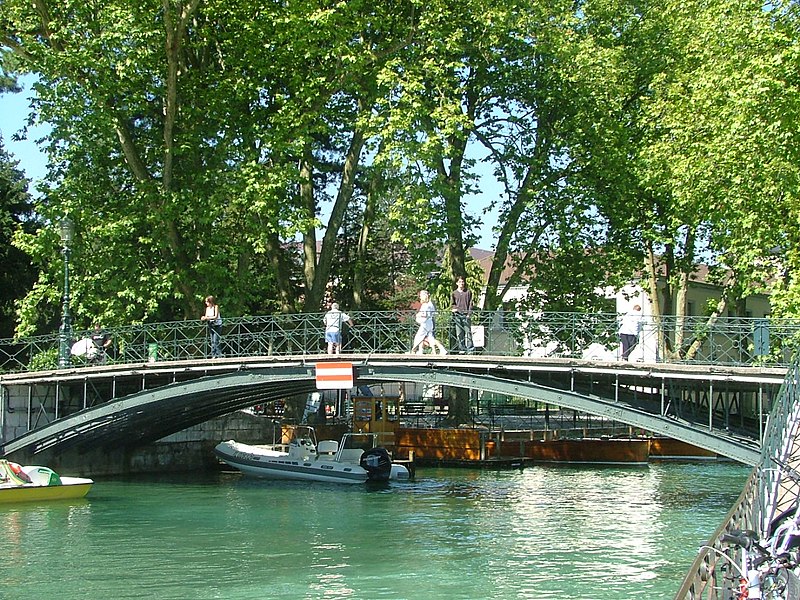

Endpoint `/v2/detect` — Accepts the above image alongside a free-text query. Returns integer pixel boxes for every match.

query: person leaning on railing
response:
[323,303,353,354]
[618,304,642,361]
[89,323,113,364]
[200,295,223,359]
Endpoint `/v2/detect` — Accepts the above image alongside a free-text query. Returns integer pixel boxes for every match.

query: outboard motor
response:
[360,447,393,482]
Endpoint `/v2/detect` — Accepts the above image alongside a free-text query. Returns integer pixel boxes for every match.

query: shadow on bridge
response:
[1,354,783,465]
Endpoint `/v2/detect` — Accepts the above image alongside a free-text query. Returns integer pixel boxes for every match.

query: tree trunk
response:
[446,386,471,425]
[266,230,296,313]
[304,129,366,311]
[644,243,668,360]
[353,165,381,308]
[300,146,318,308]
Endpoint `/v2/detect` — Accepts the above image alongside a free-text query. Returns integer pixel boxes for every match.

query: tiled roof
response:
[469,247,720,287]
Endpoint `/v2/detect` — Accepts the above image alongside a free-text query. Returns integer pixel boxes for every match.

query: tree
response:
[0,59,38,338]
[629,0,800,357]
[2,0,423,332]
[0,137,37,338]
[651,0,800,323]
[4,0,798,345]
[557,0,800,360]
[371,0,641,321]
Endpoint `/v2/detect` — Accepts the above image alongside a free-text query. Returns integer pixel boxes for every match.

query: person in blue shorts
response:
[323,303,353,354]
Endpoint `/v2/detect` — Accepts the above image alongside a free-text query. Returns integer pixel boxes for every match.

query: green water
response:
[0,462,748,600]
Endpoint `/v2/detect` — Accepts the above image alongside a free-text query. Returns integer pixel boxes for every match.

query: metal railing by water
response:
[675,363,800,599]
[1,310,799,373]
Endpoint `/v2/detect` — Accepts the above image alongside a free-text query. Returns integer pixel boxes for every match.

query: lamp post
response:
[58,217,75,368]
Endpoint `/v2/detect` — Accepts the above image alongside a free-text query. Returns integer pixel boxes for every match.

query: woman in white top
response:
[410,290,447,355]
[618,304,642,361]
[200,295,223,358]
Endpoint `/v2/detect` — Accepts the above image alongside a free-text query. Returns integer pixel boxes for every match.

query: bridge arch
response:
[2,362,761,465]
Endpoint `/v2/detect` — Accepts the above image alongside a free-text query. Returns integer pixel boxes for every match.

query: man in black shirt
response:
[450,276,475,354]
[90,323,113,364]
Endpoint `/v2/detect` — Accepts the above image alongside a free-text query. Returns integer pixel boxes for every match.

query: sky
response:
[1,76,498,247]
[0,77,49,190]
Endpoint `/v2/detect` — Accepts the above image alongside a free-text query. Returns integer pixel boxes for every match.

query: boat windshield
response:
[290,426,318,448]
[341,433,377,451]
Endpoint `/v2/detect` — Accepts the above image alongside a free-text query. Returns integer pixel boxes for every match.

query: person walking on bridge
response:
[411,290,447,355]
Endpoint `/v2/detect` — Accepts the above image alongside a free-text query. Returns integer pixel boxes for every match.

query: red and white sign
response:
[315,362,354,390]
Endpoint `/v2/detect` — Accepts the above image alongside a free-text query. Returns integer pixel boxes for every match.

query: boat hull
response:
[214,442,369,484]
[0,477,93,504]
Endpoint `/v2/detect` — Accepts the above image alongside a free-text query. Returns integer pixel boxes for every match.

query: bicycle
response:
[718,528,800,599]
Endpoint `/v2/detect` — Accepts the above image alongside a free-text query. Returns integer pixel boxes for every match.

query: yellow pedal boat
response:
[0,459,93,504]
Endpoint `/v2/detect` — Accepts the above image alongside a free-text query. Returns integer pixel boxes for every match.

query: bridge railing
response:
[1,310,799,373]
[675,363,800,598]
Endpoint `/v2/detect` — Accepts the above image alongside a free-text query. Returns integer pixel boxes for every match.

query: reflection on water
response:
[0,463,748,599]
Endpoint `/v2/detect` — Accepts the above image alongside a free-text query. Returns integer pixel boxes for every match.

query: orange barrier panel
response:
[394,428,487,461]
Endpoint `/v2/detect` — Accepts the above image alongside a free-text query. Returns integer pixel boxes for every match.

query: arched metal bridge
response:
[0,354,785,465]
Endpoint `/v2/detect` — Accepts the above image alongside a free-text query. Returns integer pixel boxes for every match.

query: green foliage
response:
[0,138,38,337]
[2,0,800,337]
[619,0,800,316]
[28,347,57,371]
